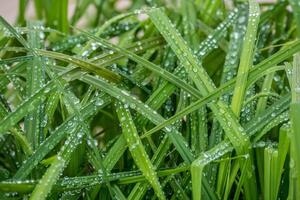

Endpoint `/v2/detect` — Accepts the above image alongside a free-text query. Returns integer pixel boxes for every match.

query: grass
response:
[0,0,299,199]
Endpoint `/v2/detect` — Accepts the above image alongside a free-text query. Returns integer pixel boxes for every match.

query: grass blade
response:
[116,101,165,200]
[24,21,45,150]
[289,53,300,198]
[231,0,260,117]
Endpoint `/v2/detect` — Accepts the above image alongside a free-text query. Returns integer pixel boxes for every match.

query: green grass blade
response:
[289,53,300,198]
[288,126,300,200]
[146,7,215,94]
[116,101,165,200]
[289,0,300,37]
[24,21,45,150]
[29,155,66,199]
[191,142,233,200]
[17,0,27,25]
[1,165,190,193]
[29,121,84,200]
[231,0,260,117]
[255,72,275,115]
[275,126,290,199]
[215,4,248,194]
[264,146,278,200]
[37,49,121,83]
[102,135,127,170]
[233,156,250,200]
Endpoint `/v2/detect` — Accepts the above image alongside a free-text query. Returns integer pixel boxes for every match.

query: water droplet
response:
[95,98,104,106]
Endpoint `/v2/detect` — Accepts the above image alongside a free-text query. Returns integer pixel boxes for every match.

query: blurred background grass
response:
[0,0,276,24]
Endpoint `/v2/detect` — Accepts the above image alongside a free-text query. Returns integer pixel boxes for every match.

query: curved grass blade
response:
[191,142,233,200]
[102,135,127,170]
[214,4,248,193]
[270,126,289,200]
[228,2,260,198]
[29,119,86,200]
[146,7,215,94]
[37,49,121,83]
[116,101,165,200]
[264,146,278,200]
[233,155,250,200]
[91,36,164,65]
[76,11,134,58]
[29,155,66,199]
[231,0,260,117]
[42,90,60,136]
[1,165,189,193]
[0,55,33,65]
[253,111,289,143]
[255,72,275,115]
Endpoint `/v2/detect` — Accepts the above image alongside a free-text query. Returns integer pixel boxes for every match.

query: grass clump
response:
[0,0,300,199]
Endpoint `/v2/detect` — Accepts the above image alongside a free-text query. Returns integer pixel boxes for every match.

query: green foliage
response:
[0,0,299,199]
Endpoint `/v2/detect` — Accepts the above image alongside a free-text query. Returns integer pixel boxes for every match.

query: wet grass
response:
[0,0,299,199]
